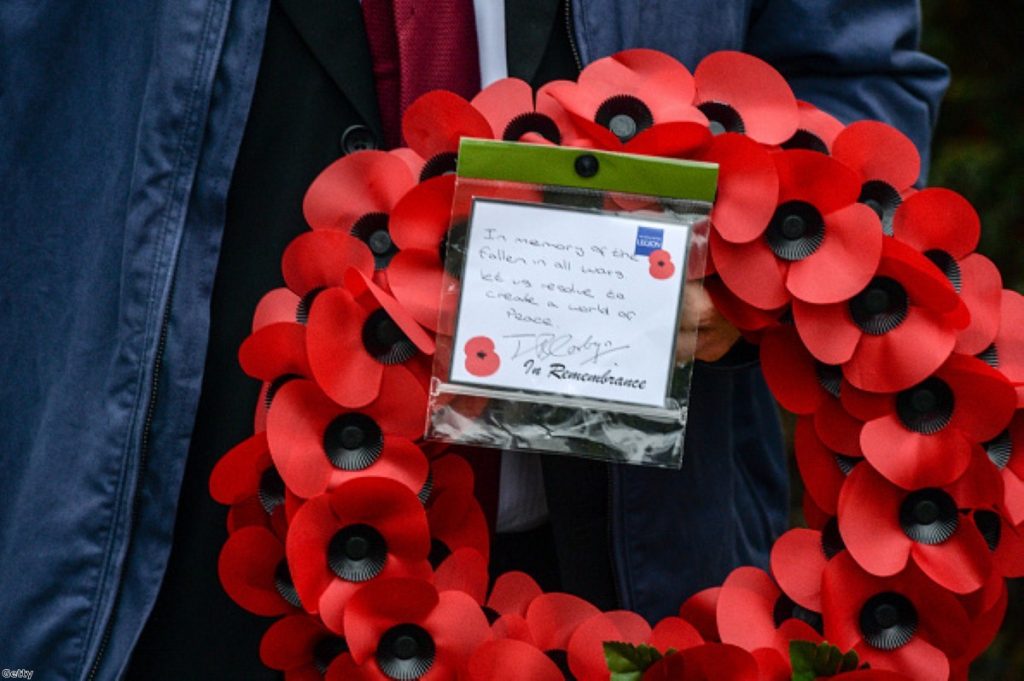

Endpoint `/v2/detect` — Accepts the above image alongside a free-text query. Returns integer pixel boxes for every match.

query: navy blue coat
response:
[0,1,947,678]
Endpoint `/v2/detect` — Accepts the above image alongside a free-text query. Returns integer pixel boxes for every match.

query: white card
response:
[448,199,690,408]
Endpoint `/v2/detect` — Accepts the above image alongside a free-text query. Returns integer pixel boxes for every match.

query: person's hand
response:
[675,281,741,364]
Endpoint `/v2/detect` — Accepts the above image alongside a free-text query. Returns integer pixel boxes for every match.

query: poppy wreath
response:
[210,49,1024,681]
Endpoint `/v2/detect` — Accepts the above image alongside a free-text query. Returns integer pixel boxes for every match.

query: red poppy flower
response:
[486,592,602,673]
[544,49,705,147]
[794,417,863,515]
[282,230,376,298]
[210,432,290,537]
[239,321,311,385]
[693,51,799,145]
[831,122,920,234]
[403,90,494,179]
[781,101,844,154]
[700,133,779,244]
[643,643,761,681]
[984,410,1024,525]
[425,454,491,567]
[470,78,571,146]
[306,275,434,408]
[770,520,846,614]
[342,577,492,680]
[265,378,429,499]
[838,452,1001,593]
[678,587,721,643]
[712,150,883,309]
[989,289,1024,407]
[642,249,675,280]
[464,336,500,377]
[567,611,703,681]
[821,552,970,681]
[466,639,564,681]
[716,567,822,661]
[260,613,354,680]
[254,287,303,330]
[793,237,969,393]
[891,189,1002,355]
[218,525,302,616]
[852,353,1016,489]
[303,151,418,275]
[286,477,432,632]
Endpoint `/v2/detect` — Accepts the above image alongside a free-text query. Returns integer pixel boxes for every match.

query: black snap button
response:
[574,153,599,178]
[340,124,378,155]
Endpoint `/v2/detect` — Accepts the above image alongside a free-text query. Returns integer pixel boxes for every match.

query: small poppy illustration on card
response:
[648,249,675,280]
[464,336,500,377]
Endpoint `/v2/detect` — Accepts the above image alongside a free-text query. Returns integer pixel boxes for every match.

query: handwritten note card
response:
[449,199,690,408]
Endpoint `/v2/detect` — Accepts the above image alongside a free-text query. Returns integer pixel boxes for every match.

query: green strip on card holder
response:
[456,138,718,202]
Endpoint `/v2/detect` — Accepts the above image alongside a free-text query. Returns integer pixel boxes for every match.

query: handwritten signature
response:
[503,332,630,366]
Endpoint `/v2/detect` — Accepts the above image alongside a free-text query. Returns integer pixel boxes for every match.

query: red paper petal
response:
[943,354,1016,440]
[759,325,826,414]
[953,254,1002,355]
[260,614,326,671]
[996,290,1024,406]
[775,150,861,216]
[832,121,921,192]
[856,637,950,681]
[391,147,426,178]
[789,101,844,153]
[239,322,311,382]
[694,51,799,145]
[386,249,445,331]
[317,553,433,635]
[814,397,865,457]
[795,417,849,514]
[578,48,698,122]
[716,567,782,653]
[434,548,489,605]
[403,91,494,159]
[892,188,979,259]
[701,133,779,243]
[525,593,601,651]
[470,78,537,139]
[678,587,721,643]
[282,231,375,296]
[344,578,440,664]
[844,308,957,394]
[210,432,271,505]
[344,269,435,354]
[877,238,965,320]
[328,477,431,560]
[770,528,829,612]
[622,121,712,157]
[218,525,290,616]
[861,414,972,489]
[786,203,883,304]
[567,612,651,681]
[428,482,490,563]
[911,524,991,594]
[802,493,832,530]
[286,495,345,613]
[792,299,861,365]
[649,616,704,651]
[710,229,790,310]
[703,275,785,333]
[254,288,302,330]
[306,287,383,408]
[425,590,494,678]
[467,639,564,681]
[487,571,542,618]
[389,175,456,252]
[837,465,912,576]
[303,151,415,231]
[266,380,337,499]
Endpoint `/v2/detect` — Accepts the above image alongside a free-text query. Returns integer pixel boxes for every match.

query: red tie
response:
[361,0,481,149]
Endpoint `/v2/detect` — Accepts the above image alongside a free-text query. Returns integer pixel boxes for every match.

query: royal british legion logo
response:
[634,226,664,256]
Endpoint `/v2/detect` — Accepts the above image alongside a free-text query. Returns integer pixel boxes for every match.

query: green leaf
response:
[604,641,664,681]
[790,640,820,681]
[790,640,863,680]
[839,650,860,672]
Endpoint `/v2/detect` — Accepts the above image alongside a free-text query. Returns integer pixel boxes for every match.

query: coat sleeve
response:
[744,0,949,181]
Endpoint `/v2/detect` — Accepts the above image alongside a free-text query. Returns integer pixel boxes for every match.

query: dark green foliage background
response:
[924,3,1021,677]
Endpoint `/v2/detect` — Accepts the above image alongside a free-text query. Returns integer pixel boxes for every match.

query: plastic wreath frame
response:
[209,49,1024,681]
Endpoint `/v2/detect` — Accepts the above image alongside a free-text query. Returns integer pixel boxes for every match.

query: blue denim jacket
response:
[0,1,946,678]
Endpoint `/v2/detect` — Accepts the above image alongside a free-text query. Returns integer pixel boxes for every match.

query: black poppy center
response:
[417,471,435,505]
[420,151,459,181]
[362,309,417,365]
[773,593,824,634]
[834,454,861,476]
[848,276,909,335]
[257,467,286,515]
[594,94,653,142]
[503,112,562,144]
[312,635,350,675]
[924,249,962,293]
[821,517,846,559]
[765,201,825,261]
[974,510,1002,551]
[265,373,300,410]
[273,560,303,609]
[815,362,842,399]
[859,592,918,650]
[858,180,902,236]
[323,412,384,470]
[377,624,435,680]
[985,430,1012,470]
[896,377,954,434]
[351,212,398,268]
[296,286,326,325]
[697,101,746,136]
[545,650,574,679]
[782,129,829,154]
[899,488,958,545]
[439,219,468,279]
[978,343,999,369]
[428,538,452,569]
[328,523,388,582]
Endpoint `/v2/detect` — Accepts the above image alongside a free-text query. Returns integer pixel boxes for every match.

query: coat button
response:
[339,125,378,154]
